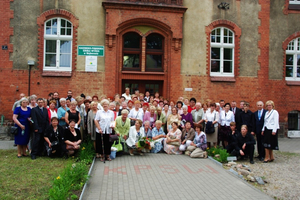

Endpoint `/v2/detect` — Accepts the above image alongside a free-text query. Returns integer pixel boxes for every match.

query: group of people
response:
[12,88,280,164]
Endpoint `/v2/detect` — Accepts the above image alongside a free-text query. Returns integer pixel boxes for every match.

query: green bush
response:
[49,162,89,200]
[78,138,95,165]
[207,146,229,163]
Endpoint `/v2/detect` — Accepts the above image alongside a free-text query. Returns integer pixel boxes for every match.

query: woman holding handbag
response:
[94,99,115,161]
[204,103,219,148]
[64,119,82,156]
[164,122,182,155]
[114,109,131,154]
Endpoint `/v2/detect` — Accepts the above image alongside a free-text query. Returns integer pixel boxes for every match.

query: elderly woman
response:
[57,98,70,127]
[127,100,134,110]
[187,124,208,158]
[87,101,98,153]
[122,87,132,102]
[128,100,143,126]
[144,121,152,137]
[179,121,195,152]
[176,101,184,115]
[204,103,219,148]
[13,97,31,158]
[28,95,37,109]
[114,109,131,154]
[114,102,121,116]
[126,119,145,156]
[144,106,157,127]
[262,100,279,163]
[64,119,82,156]
[94,99,115,161]
[180,105,194,129]
[167,107,181,132]
[164,122,182,155]
[47,100,58,123]
[148,120,165,153]
[44,117,66,157]
[156,106,166,130]
[219,103,235,148]
[92,95,104,111]
[65,101,81,129]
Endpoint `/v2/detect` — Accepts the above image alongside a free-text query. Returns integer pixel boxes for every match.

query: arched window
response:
[123,32,141,70]
[210,27,234,76]
[285,37,300,81]
[146,33,164,71]
[44,18,72,71]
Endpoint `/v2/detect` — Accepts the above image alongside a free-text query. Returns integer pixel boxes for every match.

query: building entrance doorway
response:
[122,80,163,96]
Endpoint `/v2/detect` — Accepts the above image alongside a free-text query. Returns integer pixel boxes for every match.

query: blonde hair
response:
[150,106,156,111]
[90,101,98,107]
[155,120,162,125]
[265,100,275,109]
[241,125,248,131]
[75,96,83,102]
[70,101,77,106]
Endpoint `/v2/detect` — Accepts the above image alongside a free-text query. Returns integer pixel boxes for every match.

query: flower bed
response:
[206,147,229,163]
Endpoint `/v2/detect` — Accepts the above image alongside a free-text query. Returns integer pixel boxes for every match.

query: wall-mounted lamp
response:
[27,60,35,96]
[218,2,230,10]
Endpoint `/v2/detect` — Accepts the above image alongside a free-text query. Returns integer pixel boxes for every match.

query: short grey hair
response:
[121,109,129,115]
[182,105,188,110]
[256,101,264,106]
[59,98,66,103]
[20,97,29,103]
[144,121,150,125]
[100,99,110,106]
[28,95,37,101]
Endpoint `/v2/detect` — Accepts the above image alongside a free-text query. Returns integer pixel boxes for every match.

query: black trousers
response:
[238,144,254,161]
[31,132,45,156]
[96,133,111,156]
[226,143,236,155]
[256,132,265,158]
[44,142,67,157]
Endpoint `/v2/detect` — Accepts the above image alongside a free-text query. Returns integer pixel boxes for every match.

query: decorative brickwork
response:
[205,19,241,80]
[36,9,79,75]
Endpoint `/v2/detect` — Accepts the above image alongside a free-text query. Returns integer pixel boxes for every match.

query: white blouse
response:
[219,110,235,126]
[204,110,219,127]
[94,110,114,134]
[128,108,144,121]
[262,109,279,133]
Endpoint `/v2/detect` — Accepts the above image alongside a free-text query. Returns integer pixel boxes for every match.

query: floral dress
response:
[149,127,165,153]
[164,128,182,155]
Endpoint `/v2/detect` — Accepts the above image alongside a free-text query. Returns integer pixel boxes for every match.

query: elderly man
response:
[253,101,266,161]
[191,102,205,128]
[118,101,129,116]
[12,93,25,111]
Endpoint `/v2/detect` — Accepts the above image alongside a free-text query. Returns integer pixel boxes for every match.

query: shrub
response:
[207,146,229,163]
[78,138,95,164]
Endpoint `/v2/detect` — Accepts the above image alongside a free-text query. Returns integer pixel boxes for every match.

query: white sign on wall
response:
[185,88,193,91]
[85,56,97,72]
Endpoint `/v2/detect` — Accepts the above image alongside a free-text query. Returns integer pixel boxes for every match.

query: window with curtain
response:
[285,37,300,81]
[123,32,141,70]
[210,27,235,76]
[146,33,164,72]
[44,18,72,71]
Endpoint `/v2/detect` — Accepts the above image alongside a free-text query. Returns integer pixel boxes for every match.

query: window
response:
[123,32,141,70]
[44,18,72,71]
[290,0,300,4]
[285,37,300,81]
[288,111,300,130]
[146,34,164,72]
[210,27,234,77]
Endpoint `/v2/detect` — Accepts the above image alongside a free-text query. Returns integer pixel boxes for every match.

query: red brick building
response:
[1,0,300,136]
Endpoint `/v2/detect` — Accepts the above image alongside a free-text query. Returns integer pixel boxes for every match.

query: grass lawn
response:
[0,149,73,200]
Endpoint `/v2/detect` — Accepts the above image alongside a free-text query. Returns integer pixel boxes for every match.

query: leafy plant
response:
[78,138,95,164]
[207,146,229,163]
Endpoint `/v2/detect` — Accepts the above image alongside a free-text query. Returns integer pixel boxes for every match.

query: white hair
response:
[182,105,188,110]
[256,101,264,106]
[59,98,66,103]
[100,99,110,106]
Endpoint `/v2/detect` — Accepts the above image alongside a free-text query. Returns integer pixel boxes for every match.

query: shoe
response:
[269,159,274,162]
[254,155,260,159]
[263,160,269,163]
[17,155,22,158]
[129,153,134,156]
[22,154,28,157]
[31,155,36,160]
[259,157,264,161]
[139,153,144,156]
[250,160,254,164]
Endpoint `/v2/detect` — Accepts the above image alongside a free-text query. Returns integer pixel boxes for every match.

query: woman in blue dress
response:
[148,120,165,153]
[13,97,31,157]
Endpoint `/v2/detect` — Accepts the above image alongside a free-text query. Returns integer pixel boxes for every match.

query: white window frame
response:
[285,37,300,81]
[290,0,300,5]
[210,27,235,77]
[43,18,73,71]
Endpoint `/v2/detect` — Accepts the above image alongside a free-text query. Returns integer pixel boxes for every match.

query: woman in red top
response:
[47,100,58,123]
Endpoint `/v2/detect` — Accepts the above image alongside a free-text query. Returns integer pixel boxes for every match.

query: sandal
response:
[106,157,112,161]
[22,154,28,157]
[263,160,269,163]
[269,159,274,162]
[99,157,104,162]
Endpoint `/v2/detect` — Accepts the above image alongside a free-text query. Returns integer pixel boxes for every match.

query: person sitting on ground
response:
[164,122,182,155]
[148,120,165,153]
[144,121,152,137]
[186,124,208,158]
[179,121,195,152]
[44,117,66,157]
[126,120,145,156]
[235,125,256,164]
[114,109,131,154]
[64,119,82,156]
[226,122,239,156]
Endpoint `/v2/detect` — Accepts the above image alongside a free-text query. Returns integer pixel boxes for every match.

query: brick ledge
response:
[210,76,236,82]
[42,71,72,77]
[286,81,300,86]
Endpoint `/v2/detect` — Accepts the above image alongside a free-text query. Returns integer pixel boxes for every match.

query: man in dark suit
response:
[253,101,266,161]
[231,101,242,131]
[240,102,254,134]
[31,98,49,160]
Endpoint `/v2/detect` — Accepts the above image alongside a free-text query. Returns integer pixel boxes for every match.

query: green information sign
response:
[78,45,104,56]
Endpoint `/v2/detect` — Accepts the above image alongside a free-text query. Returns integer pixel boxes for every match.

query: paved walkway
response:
[83,154,271,200]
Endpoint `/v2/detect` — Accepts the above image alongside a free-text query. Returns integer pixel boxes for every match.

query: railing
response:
[106,0,183,6]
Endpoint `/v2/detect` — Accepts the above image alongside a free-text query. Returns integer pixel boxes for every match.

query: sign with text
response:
[78,45,104,56]
[85,56,97,72]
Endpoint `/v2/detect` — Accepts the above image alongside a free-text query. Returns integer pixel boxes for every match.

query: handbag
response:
[206,112,216,134]
[168,141,180,146]
[109,134,119,143]
[11,126,18,136]
[130,110,140,126]
[112,137,123,152]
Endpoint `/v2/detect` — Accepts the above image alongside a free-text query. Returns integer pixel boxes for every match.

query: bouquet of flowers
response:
[137,137,153,150]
